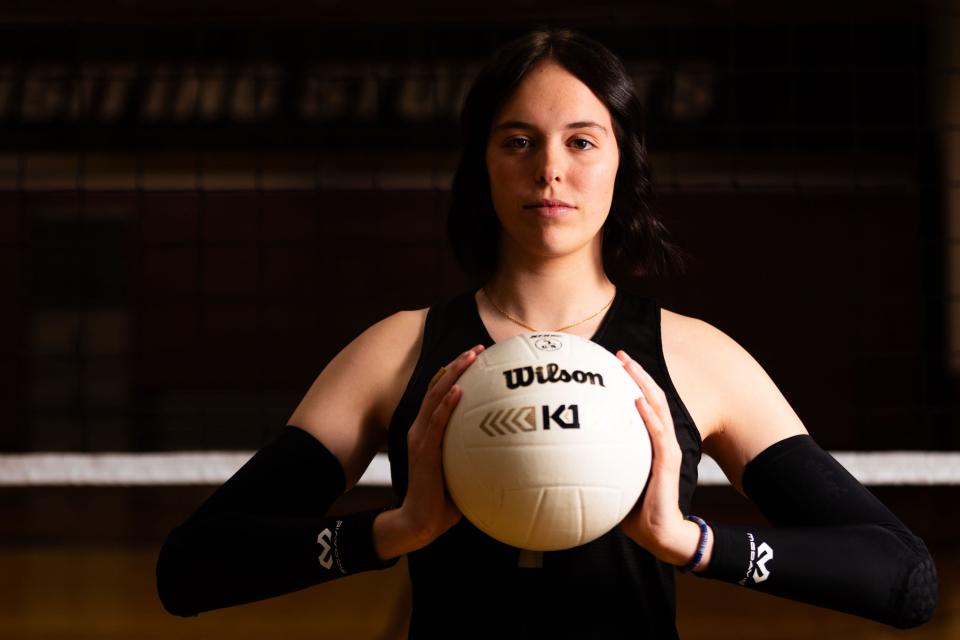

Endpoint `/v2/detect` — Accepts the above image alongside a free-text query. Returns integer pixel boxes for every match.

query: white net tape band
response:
[0,451,958,487]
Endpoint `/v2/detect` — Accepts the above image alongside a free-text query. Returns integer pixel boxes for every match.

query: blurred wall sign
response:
[0,58,716,149]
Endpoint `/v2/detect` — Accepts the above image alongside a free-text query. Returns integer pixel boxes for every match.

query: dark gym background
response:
[0,1,957,638]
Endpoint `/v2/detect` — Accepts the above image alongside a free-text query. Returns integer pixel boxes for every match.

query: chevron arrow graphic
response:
[478,406,537,437]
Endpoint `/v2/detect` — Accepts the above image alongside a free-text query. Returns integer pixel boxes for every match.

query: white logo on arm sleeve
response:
[317,527,333,570]
[753,542,774,583]
[739,533,774,585]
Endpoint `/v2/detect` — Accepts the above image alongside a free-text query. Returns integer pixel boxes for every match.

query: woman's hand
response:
[375,345,485,560]
[615,350,709,569]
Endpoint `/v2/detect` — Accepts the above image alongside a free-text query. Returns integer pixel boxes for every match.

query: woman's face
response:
[485,61,620,266]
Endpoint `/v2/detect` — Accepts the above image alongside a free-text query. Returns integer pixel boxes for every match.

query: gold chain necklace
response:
[481,287,616,333]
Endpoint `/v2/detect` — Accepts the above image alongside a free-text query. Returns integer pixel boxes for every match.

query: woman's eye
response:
[505,138,531,149]
[571,138,595,150]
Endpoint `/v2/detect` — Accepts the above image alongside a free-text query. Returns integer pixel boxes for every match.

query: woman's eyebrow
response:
[492,120,608,134]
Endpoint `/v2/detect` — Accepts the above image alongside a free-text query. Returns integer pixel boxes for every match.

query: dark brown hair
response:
[447,27,690,286]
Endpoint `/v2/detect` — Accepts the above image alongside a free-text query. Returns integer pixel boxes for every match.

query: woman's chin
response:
[513,238,600,265]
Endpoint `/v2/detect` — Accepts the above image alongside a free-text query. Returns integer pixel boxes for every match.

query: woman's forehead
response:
[493,62,612,131]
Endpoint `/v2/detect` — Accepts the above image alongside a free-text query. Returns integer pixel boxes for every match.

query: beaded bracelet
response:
[677,515,709,573]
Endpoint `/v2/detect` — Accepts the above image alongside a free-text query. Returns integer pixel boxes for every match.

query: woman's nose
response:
[538,167,560,184]
[536,144,563,184]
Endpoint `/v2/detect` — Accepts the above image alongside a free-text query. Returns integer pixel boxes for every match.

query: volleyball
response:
[442,332,652,551]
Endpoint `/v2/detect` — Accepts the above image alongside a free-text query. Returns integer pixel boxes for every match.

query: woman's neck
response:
[483,257,616,335]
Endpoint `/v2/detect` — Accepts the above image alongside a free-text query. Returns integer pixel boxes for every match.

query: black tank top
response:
[387,288,702,639]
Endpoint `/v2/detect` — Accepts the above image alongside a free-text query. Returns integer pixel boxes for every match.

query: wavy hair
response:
[447,26,691,286]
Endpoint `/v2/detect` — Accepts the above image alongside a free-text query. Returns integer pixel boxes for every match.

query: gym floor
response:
[1,486,955,639]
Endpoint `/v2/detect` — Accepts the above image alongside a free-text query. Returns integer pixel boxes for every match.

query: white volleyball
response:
[442,332,651,551]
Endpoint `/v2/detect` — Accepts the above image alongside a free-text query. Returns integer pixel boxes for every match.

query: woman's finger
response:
[425,384,462,448]
[427,366,448,391]
[617,351,667,405]
[617,351,681,457]
[426,345,485,398]
[635,394,662,434]
[413,346,484,438]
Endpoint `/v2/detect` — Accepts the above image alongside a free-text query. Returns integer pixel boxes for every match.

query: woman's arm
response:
[155,310,482,617]
[616,321,938,629]
[290,308,484,561]
[700,432,937,628]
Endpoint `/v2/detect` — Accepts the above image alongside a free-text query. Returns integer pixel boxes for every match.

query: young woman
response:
[157,28,938,638]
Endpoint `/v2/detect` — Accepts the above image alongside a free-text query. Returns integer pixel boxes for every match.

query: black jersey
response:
[387,288,702,639]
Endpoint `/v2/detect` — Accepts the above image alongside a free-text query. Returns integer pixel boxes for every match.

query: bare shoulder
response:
[661,307,808,492]
[341,308,428,379]
[346,308,429,423]
[310,307,428,429]
[659,308,727,442]
[286,308,428,488]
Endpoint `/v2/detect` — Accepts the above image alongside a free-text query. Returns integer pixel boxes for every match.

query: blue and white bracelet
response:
[677,515,710,573]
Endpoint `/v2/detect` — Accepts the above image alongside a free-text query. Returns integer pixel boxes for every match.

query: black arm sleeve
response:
[155,425,398,617]
[695,434,938,629]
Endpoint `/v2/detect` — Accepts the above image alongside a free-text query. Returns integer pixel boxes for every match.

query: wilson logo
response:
[479,404,580,437]
[502,363,604,390]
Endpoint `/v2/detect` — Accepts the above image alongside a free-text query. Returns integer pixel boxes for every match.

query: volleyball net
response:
[2,450,958,487]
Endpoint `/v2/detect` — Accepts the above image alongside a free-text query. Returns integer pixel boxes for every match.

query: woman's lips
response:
[523,200,576,217]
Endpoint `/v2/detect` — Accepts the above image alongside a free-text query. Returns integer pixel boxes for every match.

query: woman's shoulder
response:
[658,307,728,442]
[320,307,429,381]
[659,306,746,367]
[355,308,431,428]
[660,306,808,489]
[287,307,430,456]
[368,307,430,342]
